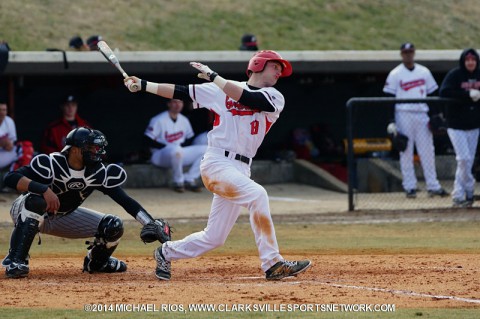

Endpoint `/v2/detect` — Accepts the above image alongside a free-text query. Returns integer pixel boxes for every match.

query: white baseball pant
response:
[447,128,479,200]
[162,147,283,272]
[151,144,207,184]
[192,132,208,146]
[395,111,441,191]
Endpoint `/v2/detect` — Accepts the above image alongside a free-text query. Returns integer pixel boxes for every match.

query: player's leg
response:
[157,194,242,280]
[192,132,208,145]
[464,129,479,204]
[4,194,46,278]
[0,148,18,170]
[447,128,469,204]
[201,154,311,279]
[181,145,208,191]
[41,207,126,273]
[415,113,444,194]
[396,112,417,195]
[151,145,185,191]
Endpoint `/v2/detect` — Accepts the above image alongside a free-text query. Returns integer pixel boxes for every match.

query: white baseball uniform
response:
[145,111,206,184]
[383,63,442,191]
[162,82,285,272]
[0,115,18,169]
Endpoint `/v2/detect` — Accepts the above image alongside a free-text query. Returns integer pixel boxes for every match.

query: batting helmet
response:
[246,50,292,78]
[62,127,108,165]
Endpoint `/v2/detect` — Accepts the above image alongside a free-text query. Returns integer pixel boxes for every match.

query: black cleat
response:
[265,259,312,281]
[83,256,127,274]
[2,252,29,268]
[154,246,171,281]
[428,188,449,198]
[5,262,29,278]
[405,189,417,199]
[185,181,202,193]
[173,183,185,193]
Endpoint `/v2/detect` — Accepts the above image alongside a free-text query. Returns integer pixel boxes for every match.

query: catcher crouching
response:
[2,127,171,278]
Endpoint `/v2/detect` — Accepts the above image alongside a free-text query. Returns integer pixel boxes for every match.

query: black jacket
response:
[439,48,480,130]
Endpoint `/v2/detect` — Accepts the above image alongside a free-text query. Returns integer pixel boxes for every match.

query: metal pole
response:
[346,99,354,211]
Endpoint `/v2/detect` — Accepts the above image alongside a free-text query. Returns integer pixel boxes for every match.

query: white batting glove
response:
[190,62,217,81]
[124,76,141,93]
[470,89,480,102]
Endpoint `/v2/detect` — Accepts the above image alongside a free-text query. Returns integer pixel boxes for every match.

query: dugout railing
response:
[346,97,460,211]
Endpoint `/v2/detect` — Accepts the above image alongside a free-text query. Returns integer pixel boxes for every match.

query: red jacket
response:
[40,115,90,154]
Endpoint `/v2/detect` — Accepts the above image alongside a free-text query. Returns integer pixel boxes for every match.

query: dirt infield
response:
[1,253,478,310]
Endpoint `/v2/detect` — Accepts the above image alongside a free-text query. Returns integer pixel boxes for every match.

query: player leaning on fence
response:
[439,48,480,207]
[383,43,448,199]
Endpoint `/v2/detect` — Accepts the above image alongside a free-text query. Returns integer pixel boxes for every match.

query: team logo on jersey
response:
[68,181,85,190]
[165,131,184,143]
[225,96,260,116]
[400,79,425,91]
[461,80,480,90]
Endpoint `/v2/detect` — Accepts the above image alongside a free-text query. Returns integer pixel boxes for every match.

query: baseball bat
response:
[97,40,139,90]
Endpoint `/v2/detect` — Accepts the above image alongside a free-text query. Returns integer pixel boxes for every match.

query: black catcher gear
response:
[62,127,108,166]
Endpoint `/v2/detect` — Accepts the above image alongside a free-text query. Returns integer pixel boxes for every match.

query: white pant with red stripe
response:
[162,147,283,272]
[395,111,441,191]
[151,144,207,184]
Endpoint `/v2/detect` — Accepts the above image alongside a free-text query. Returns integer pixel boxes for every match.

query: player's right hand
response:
[43,188,60,213]
[124,76,141,93]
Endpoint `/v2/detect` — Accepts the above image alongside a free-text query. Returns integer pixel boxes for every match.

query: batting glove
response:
[470,89,480,102]
[190,62,218,81]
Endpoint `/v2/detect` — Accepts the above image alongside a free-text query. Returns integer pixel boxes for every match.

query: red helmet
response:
[246,50,292,78]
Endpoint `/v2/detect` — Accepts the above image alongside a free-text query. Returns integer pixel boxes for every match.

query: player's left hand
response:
[190,62,216,81]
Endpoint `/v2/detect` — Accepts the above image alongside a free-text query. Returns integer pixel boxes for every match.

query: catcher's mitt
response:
[140,219,172,244]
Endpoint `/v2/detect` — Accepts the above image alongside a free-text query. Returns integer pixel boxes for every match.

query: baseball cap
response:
[240,34,258,51]
[86,35,102,50]
[63,94,77,104]
[400,42,415,51]
[69,36,84,49]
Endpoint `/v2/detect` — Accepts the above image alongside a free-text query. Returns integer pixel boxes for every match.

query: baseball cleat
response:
[428,188,449,198]
[265,259,312,281]
[173,183,185,193]
[185,181,202,193]
[2,252,29,268]
[5,262,29,278]
[83,256,127,274]
[405,189,417,199]
[154,246,171,281]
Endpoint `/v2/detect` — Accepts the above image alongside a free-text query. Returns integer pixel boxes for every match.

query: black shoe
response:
[428,188,449,198]
[185,181,202,193]
[265,260,312,281]
[5,262,29,278]
[173,183,185,193]
[154,246,171,281]
[464,195,474,208]
[83,256,127,274]
[405,189,417,198]
[2,252,29,268]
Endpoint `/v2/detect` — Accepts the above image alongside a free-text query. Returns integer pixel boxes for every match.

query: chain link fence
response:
[346,97,480,211]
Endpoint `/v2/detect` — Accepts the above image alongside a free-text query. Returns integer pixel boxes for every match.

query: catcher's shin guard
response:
[6,195,46,278]
[83,214,126,273]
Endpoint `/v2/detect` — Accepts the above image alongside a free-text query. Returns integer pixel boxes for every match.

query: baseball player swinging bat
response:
[97,40,138,90]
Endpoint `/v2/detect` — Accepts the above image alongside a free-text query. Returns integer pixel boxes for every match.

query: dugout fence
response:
[345,97,480,211]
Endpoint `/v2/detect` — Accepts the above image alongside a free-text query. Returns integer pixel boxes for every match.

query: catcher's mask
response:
[62,127,108,166]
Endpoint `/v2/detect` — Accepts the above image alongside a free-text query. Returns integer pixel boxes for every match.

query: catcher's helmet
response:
[62,127,108,165]
[246,50,292,78]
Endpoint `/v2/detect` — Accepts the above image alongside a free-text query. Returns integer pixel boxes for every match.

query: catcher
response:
[2,127,171,278]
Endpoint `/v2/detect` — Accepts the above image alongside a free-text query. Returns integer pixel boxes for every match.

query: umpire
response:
[2,127,171,278]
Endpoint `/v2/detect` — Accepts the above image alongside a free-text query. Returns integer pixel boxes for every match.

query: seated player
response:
[2,127,171,278]
[0,101,18,170]
[145,99,207,192]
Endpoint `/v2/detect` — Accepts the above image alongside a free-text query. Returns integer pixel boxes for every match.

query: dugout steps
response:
[122,159,348,192]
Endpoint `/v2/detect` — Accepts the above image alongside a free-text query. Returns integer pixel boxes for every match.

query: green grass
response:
[0,307,479,319]
[0,221,478,257]
[1,0,480,51]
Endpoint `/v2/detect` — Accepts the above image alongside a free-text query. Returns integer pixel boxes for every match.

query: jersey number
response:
[250,120,259,135]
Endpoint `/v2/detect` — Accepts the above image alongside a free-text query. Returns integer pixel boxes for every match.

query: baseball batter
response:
[145,99,207,192]
[384,43,447,198]
[440,48,480,207]
[125,50,311,281]
[2,127,171,278]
